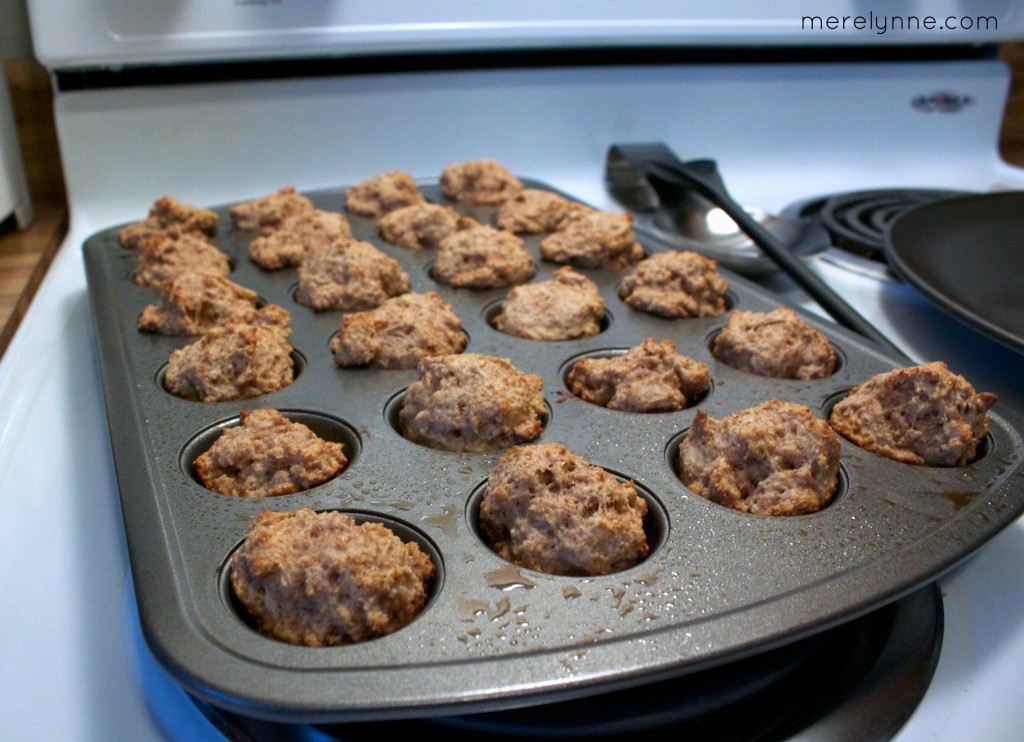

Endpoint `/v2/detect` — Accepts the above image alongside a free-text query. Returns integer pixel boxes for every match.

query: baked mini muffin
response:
[248,208,353,270]
[679,399,841,516]
[495,188,588,234]
[331,291,467,370]
[194,409,348,497]
[137,272,260,335]
[539,210,645,270]
[492,266,604,341]
[229,508,435,647]
[478,442,649,576]
[829,361,997,466]
[230,186,314,233]
[345,170,425,218]
[712,307,837,379]
[119,195,218,250]
[399,353,546,452]
[440,158,523,205]
[164,304,295,402]
[618,249,729,318]
[432,223,536,290]
[295,238,410,312]
[132,233,232,289]
[567,338,710,412]
[377,202,472,250]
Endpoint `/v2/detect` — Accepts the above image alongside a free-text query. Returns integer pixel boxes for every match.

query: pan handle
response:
[607,143,911,362]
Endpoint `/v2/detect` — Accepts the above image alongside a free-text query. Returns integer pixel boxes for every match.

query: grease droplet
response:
[485,565,536,590]
[488,597,511,620]
[421,504,460,538]
[942,490,979,510]
[455,597,490,621]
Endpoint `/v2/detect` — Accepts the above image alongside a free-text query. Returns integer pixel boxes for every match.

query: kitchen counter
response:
[0,197,65,356]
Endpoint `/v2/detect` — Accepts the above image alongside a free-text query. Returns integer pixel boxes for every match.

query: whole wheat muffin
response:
[248,208,353,270]
[295,238,410,312]
[439,158,523,205]
[137,272,260,335]
[495,188,589,234]
[619,249,729,318]
[119,195,218,250]
[331,291,466,370]
[377,202,471,250]
[539,210,645,270]
[132,233,232,290]
[567,338,710,412]
[712,307,837,379]
[230,508,435,646]
[230,186,314,233]
[432,223,536,290]
[345,170,425,218]
[679,399,841,516]
[399,353,546,452]
[492,266,604,341]
[478,442,649,576]
[194,409,348,497]
[829,362,997,466]
[164,304,295,402]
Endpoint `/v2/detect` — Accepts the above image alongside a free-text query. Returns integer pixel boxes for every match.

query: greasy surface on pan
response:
[83,179,1024,724]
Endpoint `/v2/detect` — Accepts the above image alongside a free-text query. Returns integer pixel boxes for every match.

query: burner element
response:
[795,189,968,265]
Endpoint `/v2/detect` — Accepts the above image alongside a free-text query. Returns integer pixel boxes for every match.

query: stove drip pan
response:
[193,583,942,741]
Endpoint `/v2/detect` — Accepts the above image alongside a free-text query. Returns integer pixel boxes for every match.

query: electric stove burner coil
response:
[798,189,969,263]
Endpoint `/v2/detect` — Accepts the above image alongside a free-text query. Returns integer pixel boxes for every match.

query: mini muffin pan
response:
[83,178,1024,724]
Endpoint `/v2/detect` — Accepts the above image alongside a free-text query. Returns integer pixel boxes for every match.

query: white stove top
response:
[2,52,1024,740]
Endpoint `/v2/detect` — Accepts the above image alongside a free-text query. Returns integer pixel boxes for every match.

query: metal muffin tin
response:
[83,178,1024,725]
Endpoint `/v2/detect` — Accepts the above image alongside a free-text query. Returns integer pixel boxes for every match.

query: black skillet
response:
[884,190,1024,357]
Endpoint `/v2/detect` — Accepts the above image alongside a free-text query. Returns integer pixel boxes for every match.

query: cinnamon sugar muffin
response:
[345,170,425,218]
[230,186,314,233]
[398,353,546,452]
[229,508,435,646]
[132,233,232,289]
[138,273,260,335]
[619,249,729,318]
[164,304,295,402]
[492,266,604,341]
[377,202,471,250]
[119,195,218,250]
[331,291,467,370]
[829,362,997,467]
[539,210,645,270]
[478,442,649,576]
[295,238,410,312]
[712,307,837,379]
[248,208,353,270]
[679,400,841,516]
[495,188,588,234]
[440,158,523,205]
[567,338,710,412]
[432,223,536,290]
